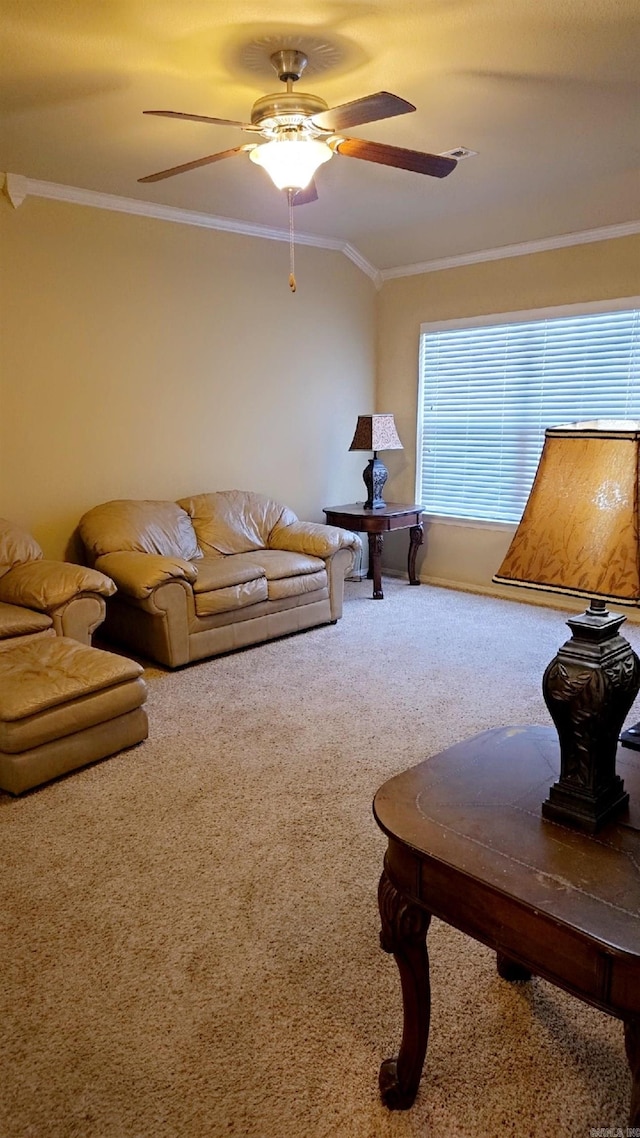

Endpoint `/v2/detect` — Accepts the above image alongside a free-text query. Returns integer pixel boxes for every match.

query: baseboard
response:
[381,568,640,623]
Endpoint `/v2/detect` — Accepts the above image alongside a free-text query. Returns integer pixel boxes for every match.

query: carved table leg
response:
[496,952,532,982]
[367,533,384,599]
[408,524,423,585]
[378,868,431,1109]
[625,1018,640,1126]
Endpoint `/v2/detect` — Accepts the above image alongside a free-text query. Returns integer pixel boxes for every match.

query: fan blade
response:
[143,110,256,130]
[332,136,457,178]
[311,92,415,132]
[138,146,247,183]
[292,181,319,206]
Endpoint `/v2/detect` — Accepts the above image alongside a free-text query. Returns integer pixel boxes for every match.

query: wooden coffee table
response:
[323,503,423,600]
[372,725,640,1124]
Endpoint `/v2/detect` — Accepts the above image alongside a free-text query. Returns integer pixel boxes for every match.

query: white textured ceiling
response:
[2,0,639,272]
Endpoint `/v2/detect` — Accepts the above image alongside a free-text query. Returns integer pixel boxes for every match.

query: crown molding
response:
[341,243,383,287]
[19,177,381,284]
[12,176,637,289]
[380,219,640,280]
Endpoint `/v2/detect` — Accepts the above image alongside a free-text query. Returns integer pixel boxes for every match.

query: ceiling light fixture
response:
[248,127,333,294]
[249,136,333,190]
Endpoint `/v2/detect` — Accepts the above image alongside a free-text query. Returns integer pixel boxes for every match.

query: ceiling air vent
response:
[439,147,478,160]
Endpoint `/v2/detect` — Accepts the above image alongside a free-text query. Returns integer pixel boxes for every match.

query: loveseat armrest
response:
[95,551,198,599]
[269,520,361,560]
[0,560,116,611]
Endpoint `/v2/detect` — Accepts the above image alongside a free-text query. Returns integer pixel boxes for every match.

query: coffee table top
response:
[374,725,640,961]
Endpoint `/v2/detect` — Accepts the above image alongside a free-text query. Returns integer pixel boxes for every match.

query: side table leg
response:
[408,524,423,585]
[368,533,384,600]
[378,867,431,1109]
[625,1018,640,1126]
[496,952,532,982]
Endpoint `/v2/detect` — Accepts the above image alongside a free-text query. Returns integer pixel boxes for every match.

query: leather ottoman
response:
[0,636,148,795]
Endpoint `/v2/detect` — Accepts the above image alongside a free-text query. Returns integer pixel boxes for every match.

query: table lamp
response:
[493,420,640,833]
[349,414,403,509]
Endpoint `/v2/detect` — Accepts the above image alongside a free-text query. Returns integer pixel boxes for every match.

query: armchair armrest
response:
[95,551,198,599]
[0,560,116,612]
[269,520,361,559]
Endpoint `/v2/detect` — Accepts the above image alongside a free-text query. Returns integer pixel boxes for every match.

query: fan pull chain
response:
[287,189,296,293]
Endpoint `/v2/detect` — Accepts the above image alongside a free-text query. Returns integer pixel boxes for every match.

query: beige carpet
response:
[2,579,638,1138]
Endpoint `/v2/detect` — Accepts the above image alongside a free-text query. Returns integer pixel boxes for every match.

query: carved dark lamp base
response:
[542,599,640,833]
[542,776,629,832]
[362,454,388,510]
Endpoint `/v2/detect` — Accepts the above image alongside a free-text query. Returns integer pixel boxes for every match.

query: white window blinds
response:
[417,306,640,524]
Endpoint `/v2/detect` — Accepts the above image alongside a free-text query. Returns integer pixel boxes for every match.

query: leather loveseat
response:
[0,517,116,646]
[78,490,361,668]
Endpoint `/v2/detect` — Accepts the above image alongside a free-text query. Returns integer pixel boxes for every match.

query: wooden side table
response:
[373,725,640,1125]
[323,502,423,600]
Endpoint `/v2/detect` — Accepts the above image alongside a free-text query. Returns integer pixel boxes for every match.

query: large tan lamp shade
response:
[494,420,640,832]
[349,414,404,509]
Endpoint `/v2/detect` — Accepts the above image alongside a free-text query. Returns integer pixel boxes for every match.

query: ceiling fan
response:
[138,48,458,202]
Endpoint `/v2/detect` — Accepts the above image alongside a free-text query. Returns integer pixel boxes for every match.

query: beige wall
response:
[2,196,637,603]
[376,234,640,612]
[0,195,376,559]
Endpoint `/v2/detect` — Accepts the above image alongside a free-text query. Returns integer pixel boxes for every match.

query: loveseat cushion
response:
[0,518,43,579]
[267,572,327,601]
[178,491,297,556]
[191,551,326,613]
[191,558,264,592]
[229,550,327,601]
[80,500,201,562]
[190,556,267,616]
[0,602,52,639]
[231,549,325,579]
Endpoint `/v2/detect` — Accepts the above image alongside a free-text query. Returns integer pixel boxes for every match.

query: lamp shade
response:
[249,138,332,190]
[349,414,404,453]
[494,420,640,605]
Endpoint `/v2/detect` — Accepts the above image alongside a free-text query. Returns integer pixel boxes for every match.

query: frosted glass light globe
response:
[250,138,332,190]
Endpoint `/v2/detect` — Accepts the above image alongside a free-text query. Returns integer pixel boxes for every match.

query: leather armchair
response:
[0,518,116,645]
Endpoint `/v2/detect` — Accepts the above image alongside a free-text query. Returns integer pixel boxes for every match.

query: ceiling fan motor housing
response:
[250,91,329,133]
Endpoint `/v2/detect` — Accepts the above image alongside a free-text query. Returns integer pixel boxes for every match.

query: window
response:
[417,301,640,525]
